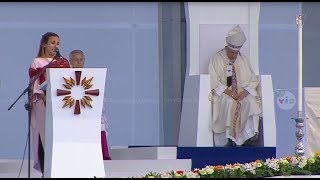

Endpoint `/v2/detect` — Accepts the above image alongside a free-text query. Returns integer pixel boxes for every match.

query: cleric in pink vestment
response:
[69,49,112,160]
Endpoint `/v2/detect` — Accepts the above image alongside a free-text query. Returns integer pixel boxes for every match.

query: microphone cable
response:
[17,131,29,178]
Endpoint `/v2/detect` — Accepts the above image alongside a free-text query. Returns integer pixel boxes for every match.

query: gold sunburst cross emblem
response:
[56,71,99,115]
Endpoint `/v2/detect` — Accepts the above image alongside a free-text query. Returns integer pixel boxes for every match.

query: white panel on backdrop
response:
[258,75,276,147]
[178,75,213,147]
[304,87,320,157]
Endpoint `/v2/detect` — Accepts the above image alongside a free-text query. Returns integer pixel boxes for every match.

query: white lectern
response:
[43,68,107,178]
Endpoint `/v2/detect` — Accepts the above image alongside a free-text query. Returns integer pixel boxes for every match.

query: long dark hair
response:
[37,32,59,57]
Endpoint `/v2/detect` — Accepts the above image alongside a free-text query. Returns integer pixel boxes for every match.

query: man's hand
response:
[224,89,238,100]
[236,90,249,101]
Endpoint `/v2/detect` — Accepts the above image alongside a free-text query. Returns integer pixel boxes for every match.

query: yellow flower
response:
[198,169,207,175]
[256,162,263,168]
[282,159,289,165]
[233,165,240,170]
[308,157,315,164]
[205,168,214,174]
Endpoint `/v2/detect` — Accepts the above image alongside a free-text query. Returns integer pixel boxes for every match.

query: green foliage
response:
[143,171,162,178]
[141,152,320,178]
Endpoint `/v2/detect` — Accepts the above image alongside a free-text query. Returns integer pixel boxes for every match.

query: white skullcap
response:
[226,25,246,51]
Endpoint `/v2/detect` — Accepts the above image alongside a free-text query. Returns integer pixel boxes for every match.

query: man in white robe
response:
[208,25,262,146]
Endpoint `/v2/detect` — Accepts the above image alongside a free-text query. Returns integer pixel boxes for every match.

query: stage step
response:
[0,159,42,178]
[110,146,276,170]
[104,159,191,178]
[0,159,191,178]
[110,146,177,160]
[0,146,276,177]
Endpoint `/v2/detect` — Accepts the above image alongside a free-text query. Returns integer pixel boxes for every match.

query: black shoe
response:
[241,140,254,147]
[224,139,236,147]
[242,133,259,146]
[250,132,259,141]
[242,137,257,147]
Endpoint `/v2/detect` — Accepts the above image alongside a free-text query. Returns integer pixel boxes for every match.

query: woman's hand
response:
[37,93,46,106]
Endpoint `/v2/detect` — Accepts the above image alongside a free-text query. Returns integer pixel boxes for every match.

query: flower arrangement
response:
[140,151,320,178]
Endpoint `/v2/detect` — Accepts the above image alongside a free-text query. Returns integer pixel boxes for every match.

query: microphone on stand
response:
[55,48,63,60]
[35,48,63,79]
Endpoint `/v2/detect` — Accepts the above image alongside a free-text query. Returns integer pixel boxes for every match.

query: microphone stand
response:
[8,56,58,178]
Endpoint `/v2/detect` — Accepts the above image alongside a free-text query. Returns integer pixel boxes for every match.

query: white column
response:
[295,14,305,157]
[297,15,303,117]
